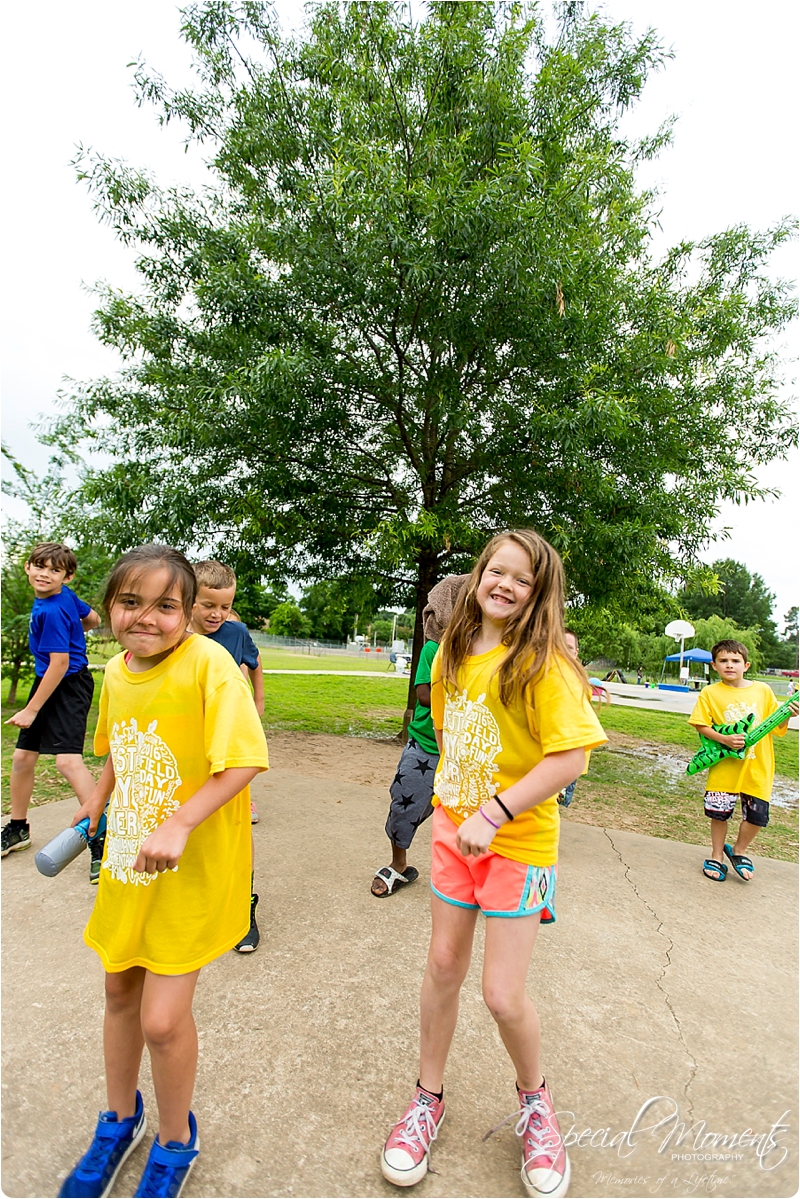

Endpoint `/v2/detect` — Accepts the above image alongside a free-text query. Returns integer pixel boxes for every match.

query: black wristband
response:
[494,795,514,822]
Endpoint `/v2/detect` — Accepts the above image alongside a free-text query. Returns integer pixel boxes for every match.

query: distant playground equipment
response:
[658,647,711,693]
[602,668,628,684]
[686,691,799,775]
[658,620,708,693]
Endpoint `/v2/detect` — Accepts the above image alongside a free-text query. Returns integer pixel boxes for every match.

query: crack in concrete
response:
[602,828,698,1116]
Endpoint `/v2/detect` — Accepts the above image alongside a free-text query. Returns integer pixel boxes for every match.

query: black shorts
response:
[703,790,770,828]
[15,668,94,756]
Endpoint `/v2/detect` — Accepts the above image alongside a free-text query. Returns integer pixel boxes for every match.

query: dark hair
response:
[26,542,77,576]
[103,545,196,621]
[711,639,750,664]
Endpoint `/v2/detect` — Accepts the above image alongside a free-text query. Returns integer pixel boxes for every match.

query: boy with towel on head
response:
[371,575,468,897]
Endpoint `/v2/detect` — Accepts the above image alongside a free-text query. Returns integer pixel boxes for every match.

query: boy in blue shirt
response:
[3,543,102,878]
[191,560,265,952]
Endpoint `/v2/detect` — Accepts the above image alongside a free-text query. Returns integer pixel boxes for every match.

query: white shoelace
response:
[393,1099,440,1156]
[483,1094,559,1166]
[517,1095,559,1163]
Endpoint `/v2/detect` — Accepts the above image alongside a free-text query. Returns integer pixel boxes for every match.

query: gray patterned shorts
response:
[385,737,439,849]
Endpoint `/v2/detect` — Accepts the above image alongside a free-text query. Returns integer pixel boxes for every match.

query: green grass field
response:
[3,672,797,862]
[86,638,400,673]
[256,648,401,672]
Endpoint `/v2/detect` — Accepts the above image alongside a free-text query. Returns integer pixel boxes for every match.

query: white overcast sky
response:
[1,0,797,624]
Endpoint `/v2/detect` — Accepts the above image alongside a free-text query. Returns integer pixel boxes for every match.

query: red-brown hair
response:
[438,529,589,705]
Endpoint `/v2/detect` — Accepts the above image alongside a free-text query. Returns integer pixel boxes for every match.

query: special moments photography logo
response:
[555,1096,791,1172]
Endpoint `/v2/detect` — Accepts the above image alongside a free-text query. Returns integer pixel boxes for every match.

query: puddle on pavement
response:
[604,744,798,810]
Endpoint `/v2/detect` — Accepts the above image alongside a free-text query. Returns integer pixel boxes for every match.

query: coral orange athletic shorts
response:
[430,806,556,922]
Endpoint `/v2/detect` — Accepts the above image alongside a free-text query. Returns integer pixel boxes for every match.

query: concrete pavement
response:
[2,749,798,1199]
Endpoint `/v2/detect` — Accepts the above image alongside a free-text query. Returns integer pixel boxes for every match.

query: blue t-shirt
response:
[207,621,260,670]
[29,585,91,677]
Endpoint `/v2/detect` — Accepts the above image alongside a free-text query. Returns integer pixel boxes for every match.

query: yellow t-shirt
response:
[689,680,786,801]
[430,645,607,867]
[85,635,269,974]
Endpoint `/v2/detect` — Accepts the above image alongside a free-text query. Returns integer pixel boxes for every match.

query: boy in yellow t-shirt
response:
[689,639,797,883]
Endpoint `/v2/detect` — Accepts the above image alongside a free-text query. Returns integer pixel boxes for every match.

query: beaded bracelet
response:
[480,808,500,829]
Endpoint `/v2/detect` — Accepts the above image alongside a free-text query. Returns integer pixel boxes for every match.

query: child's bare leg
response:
[10,749,38,820]
[731,820,759,877]
[55,753,98,806]
[709,818,728,865]
[104,967,146,1117]
[419,896,478,1092]
[390,843,408,874]
[482,913,543,1091]
[140,969,200,1144]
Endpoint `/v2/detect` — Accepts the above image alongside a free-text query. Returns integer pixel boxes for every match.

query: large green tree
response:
[48,1,797,685]
[683,558,776,633]
[300,577,382,642]
[682,557,787,663]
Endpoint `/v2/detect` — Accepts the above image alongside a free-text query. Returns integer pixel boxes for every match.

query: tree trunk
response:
[7,663,20,706]
[400,552,440,742]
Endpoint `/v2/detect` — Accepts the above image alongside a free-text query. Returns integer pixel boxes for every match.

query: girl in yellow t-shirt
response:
[381,530,605,1199]
[59,545,269,1199]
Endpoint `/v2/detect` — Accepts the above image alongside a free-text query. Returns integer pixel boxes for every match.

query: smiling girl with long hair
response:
[381,529,606,1199]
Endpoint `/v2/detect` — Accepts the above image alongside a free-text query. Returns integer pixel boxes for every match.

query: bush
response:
[268,602,312,638]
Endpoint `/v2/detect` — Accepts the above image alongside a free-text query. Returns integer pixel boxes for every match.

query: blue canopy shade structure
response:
[664,648,712,663]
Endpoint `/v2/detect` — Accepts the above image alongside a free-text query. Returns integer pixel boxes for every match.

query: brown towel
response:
[423,574,470,643]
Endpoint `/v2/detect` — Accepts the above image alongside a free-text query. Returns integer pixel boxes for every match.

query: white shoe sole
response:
[2,839,31,857]
[380,1111,444,1188]
[234,938,259,953]
[521,1149,571,1199]
[99,1114,147,1198]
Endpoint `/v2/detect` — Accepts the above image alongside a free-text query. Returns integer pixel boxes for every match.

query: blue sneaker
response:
[134,1112,199,1198]
[59,1090,147,1197]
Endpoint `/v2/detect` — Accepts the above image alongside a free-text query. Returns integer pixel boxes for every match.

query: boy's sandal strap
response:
[723,844,755,879]
[372,865,418,895]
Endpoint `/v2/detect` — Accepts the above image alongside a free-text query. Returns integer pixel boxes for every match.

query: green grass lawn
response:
[597,705,798,778]
[89,637,399,673]
[2,676,106,812]
[571,733,798,865]
[260,672,408,734]
[3,673,796,862]
[256,648,400,672]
